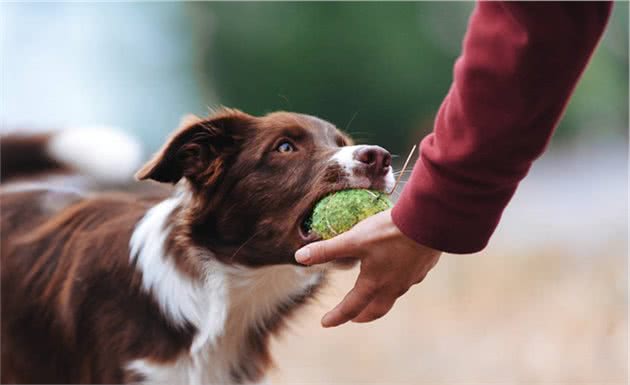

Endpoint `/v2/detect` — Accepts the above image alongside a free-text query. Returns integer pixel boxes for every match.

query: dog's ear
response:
[136,110,251,187]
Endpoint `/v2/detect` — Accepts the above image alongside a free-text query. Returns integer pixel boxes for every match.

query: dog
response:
[0,108,394,384]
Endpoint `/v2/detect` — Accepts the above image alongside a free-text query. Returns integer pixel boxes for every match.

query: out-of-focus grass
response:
[270,244,626,384]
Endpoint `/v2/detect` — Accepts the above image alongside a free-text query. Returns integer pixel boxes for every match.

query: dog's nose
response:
[354,146,391,176]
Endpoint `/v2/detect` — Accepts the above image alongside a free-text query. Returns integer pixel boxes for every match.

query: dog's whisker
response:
[391,182,408,190]
[229,230,263,261]
[387,144,416,196]
[344,111,359,133]
[277,94,292,109]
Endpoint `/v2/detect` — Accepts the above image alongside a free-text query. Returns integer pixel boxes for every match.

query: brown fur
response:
[0,132,70,182]
[1,191,192,383]
[0,108,380,384]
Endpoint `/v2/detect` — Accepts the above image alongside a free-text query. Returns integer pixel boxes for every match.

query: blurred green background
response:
[190,2,628,156]
[191,2,474,154]
[3,2,626,155]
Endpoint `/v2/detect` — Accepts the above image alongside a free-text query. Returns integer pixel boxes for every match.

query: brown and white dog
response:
[0,109,394,384]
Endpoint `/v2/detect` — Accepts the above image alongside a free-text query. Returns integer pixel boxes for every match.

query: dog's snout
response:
[354,146,391,176]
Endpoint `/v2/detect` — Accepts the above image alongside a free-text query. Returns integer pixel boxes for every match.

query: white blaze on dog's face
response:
[329,145,395,193]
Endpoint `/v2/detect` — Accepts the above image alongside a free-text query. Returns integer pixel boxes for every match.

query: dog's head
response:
[137,109,394,266]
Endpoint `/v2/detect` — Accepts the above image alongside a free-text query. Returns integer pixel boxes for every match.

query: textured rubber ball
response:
[306,189,393,240]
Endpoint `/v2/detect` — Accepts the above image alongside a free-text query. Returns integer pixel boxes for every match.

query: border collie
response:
[0,109,393,384]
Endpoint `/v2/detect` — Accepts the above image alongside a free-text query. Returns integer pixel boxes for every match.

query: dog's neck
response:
[128,190,324,383]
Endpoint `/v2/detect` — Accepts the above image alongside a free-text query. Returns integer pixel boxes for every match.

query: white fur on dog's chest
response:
[127,197,323,384]
[127,265,321,385]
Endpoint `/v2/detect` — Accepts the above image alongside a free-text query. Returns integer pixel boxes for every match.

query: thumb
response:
[295,231,359,265]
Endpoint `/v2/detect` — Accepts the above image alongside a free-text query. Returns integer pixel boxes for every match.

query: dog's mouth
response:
[296,181,389,270]
[298,215,315,241]
[296,180,388,244]
[297,201,321,243]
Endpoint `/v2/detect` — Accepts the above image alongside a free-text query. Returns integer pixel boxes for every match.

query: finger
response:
[352,295,396,323]
[295,231,359,265]
[321,278,378,327]
[411,268,431,285]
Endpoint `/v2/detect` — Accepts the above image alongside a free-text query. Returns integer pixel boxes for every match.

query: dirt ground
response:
[269,243,626,384]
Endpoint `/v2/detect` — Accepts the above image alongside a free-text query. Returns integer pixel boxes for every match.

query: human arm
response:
[296,1,613,327]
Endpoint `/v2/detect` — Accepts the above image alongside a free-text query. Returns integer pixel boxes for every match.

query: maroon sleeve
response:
[391,1,612,254]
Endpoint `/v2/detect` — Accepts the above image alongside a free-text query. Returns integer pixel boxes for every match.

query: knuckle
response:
[340,307,360,320]
[316,242,329,254]
[339,302,362,319]
[413,272,428,285]
[394,286,409,297]
[345,236,363,253]
[336,309,350,320]
[366,309,387,321]
[411,268,430,284]
[361,281,381,297]
[311,243,330,262]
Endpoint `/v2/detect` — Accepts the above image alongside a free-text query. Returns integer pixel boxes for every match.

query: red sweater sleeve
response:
[391,1,612,254]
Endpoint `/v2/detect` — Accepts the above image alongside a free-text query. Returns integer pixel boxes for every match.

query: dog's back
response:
[1,192,159,383]
[1,126,142,185]
[0,128,163,383]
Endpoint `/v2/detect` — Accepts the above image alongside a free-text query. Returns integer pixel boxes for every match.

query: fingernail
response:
[295,247,311,264]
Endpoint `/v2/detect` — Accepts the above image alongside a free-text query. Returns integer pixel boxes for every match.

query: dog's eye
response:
[276,141,295,153]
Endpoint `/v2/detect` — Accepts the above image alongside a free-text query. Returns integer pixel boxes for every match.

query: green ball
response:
[307,189,393,240]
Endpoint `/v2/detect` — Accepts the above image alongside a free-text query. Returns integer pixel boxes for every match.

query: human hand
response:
[295,209,441,327]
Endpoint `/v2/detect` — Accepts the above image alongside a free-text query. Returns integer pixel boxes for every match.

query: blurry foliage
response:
[187,2,627,155]
[556,1,629,144]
